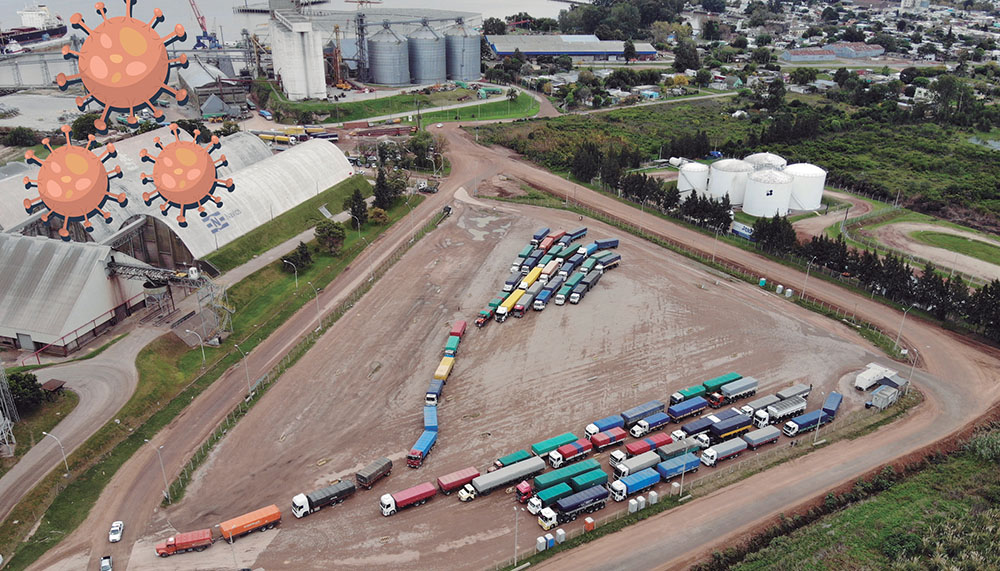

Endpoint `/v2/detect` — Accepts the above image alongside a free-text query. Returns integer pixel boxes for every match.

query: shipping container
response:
[591,427,628,450]
[423,406,438,432]
[449,321,467,338]
[443,336,460,358]
[595,238,619,249]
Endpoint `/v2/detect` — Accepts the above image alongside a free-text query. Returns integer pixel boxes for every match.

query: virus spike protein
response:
[22,125,126,239]
[56,0,188,133]
[140,124,234,227]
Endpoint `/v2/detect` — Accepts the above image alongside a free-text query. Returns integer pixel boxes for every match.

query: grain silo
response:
[785,163,827,211]
[408,23,446,84]
[708,158,754,204]
[445,21,481,81]
[368,24,410,86]
[677,162,709,195]
[743,169,794,217]
[744,152,787,171]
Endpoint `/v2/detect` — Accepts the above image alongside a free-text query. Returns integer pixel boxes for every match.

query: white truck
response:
[739,394,781,417]
[753,395,807,428]
[458,456,545,501]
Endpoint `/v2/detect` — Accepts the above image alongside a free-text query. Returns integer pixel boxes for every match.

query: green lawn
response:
[415,93,539,123]
[0,391,79,479]
[204,175,371,272]
[268,85,483,123]
[910,230,1000,266]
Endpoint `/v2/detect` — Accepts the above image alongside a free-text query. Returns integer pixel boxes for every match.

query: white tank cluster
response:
[676,152,826,217]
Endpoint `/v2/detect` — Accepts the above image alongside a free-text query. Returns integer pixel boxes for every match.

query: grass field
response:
[910,230,1000,266]
[415,93,539,123]
[204,175,371,272]
[0,391,79,480]
[267,85,483,123]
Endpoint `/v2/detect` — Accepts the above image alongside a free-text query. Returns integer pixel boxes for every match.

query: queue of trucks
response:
[155,504,282,557]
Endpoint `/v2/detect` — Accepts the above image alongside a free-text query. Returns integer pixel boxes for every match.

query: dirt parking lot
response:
[133,201,877,570]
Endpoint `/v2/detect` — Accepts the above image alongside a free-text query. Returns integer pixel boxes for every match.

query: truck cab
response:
[379,494,398,516]
[495,307,509,322]
[608,449,627,466]
[457,483,477,502]
[475,308,493,327]
[515,480,533,503]
[538,508,559,531]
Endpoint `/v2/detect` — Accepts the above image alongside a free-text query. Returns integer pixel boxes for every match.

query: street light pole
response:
[350,214,363,241]
[892,304,915,353]
[41,431,69,476]
[513,506,518,565]
[234,343,253,396]
[906,348,918,396]
[307,281,322,331]
[144,439,171,503]
[185,329,206,368]
[358,236,374,281]
[814,391,825,445]
[711,225,721,264]
[801,256,818,301]
[282,259,298,290]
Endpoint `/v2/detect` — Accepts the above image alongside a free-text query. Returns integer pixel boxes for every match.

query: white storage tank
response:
[408,23,446,84]
[708,158,754,204]
[445,21,481,81]
[744,152,787,171]
[785,163,827,211]
[743,169,794,217]
[677,161,709,195]
[368,24,410,86]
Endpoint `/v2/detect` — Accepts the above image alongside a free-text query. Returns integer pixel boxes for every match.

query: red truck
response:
[548,438,593,468]
[625,432,673,457]
[515,480,534,503]
[437,466,480,495]
[380,482,437,516]
[591,427,628,451]
[538,230,566,253]
[475,308,493,328]
[155,529,214,557]
[449,320,467,338]
[219,504,281,542]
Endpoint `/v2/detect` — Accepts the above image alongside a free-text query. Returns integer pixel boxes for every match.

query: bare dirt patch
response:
[474,173,529,199]
[865,221,1000,282]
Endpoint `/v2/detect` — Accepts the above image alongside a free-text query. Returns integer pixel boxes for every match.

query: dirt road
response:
[791,190,874,241]
[867,221,1000,282]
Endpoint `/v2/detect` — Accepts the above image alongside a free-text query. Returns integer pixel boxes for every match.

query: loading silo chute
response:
[408,23,446,84]
[743,152,787,171]
[743,169,794,217]
[445,21,481,81]
[677,162,709,196]
[368,23,410,86]
[785,163,827,211]
[708,158,754,204]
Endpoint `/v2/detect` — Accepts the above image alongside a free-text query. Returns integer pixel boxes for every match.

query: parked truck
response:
[496,289,525,322]
[504,272,525,292]
[585,414,625,439]
[655,437,702,462]
[549,438,594,468]
[560,227,588,246]
[822,392,844,417]
[577,242,598,257]
[527,483,575,515]
[531,432,578,457]
[437,467,480,495]
[670,384,707,405]
[520,266,543,290]
[591,427,628,451]
[569,469,608,491]
[568,283,588,304]
[356,457,392,489]
[434,357,455,382]
[656,452,700,481]
[443,336,460,358]
[538,231,566,253]
[423,406,438,432]
[518,244,534,259]
[512,294,535,318]
[538,485,609,530]
[867,385,899,410]
[458,456,546,501]
[595,238,619,250]
[854,363,895,391]
[700,438,748,467]
[291,481,356,518]
[531,227,550,246]
[155,529,214,557]
[540,260,560,284]
[621,400,666,429]
[707,376,758,408]
[475,308,493,328]
[667,396,709,422]
[629,412,671,437]
[613,450,661,479]
[776,383,812,401]
[753,395,807,428]
[407,430,437,468]
[532,459,601,494]
[596,253,621,272]
[783,409,832,437]
[449,320,467,338]
[611,432,673,466]
[609,467,659,501]
[742,425,781,450]
[558,259,585,279]
[491,449,531,471]
[707,414,754,444]
[425,379,444,406]
[532,289,554,311]
[739,394,781,417]
[219,505,281,541]
[380,482,436,516]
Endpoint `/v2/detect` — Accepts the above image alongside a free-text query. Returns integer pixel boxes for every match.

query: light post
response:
[432,152,443,178]
[813,391,825,445]
[350,214,363,241]
[144,439,170,503]
[282,259,298,290]
[358,236,374,281]
[234,343,253,396]
[906,348,918,397]
[801,256,818,301]
[892,304,915,353]
[41,431,69,476]
[711,225,722,264]
[307,281,322,331]
[185,329,206,368]
[513,506,518,565]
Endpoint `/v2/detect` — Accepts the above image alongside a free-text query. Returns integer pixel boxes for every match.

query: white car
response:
[436,123,443,128]
[108,521,123,543]
[100,555,113,571]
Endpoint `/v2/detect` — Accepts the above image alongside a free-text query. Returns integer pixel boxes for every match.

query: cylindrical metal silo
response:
[708,158,754,204]
[743,169,794,217]
[445,22,481,81]
[743,152,787,171]
[368,24,410,86]
[408,23,446,84]
[677,162,709,195]
[785,163,827,211]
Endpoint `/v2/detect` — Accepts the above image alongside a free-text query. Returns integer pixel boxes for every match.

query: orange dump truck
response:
[155,528,214,557]
[219,504,282,541]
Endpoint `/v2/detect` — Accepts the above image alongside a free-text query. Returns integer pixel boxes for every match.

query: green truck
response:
[702,372,743,394]
[532,459,601,492]
[672,384,708,405]
[444,335,460,357]
[492,449,531,471]
[518,245,534,258]
[569,469,609,491]
[530,432,577,457]
[526,483,575,515]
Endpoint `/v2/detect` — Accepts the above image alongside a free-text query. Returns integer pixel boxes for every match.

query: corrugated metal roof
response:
[179,58,229,90]
[487,35,656,56]
[0,234,109,339]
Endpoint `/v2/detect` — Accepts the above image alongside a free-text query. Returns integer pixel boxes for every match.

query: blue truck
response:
[504,272,526,292]
[822,392,843,417]
[531,227,550,246]
[621,400,665,429]
[595,238,619,250]
[782,410,832,437]
[609,467,659,501]
[655,452,700,481]
[423,406,438,432]
[707,414,754,444]
[406,430,437,468]
[667,396,709,422]
[538,485,609,530]
[558,257,583,278]
[629,412,671,438]
[558,227,588,246]
[597,253,621,272]
[424,379,444,406]
[576,242,598,257]
[585,414,625,439]
[532,289,554,311]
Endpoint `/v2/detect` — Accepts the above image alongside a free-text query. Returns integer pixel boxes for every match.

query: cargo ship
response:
[1,5,66,48]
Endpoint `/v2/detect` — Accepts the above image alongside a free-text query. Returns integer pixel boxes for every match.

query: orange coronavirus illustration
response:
[57,0,189,132]
[23,125,126,239]
[140,124,234,226]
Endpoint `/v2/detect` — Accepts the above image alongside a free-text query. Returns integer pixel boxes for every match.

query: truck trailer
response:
[560,227,588,245]
[707,376,758,408]
[739,394,781,417]
[613,450,661,479]
[707,414,754,444]
[425,379,444,406]
[356,457,392,489]
[783,409,832,437]
[655,452,700,481]
[568,283,588,304]
[596,253,621,272]
[585,415,625,439]
[291,481,356,518]
[219,505,281,541]
[700,438,748,467]
[549,438,594,468]
[504,272,525,292]
[595,238,619,249]
[629,412,671,437]
[670,384,707,405]
[496,289,525,322]
[667,396,709,422]
[620,400,666,429]
[459,456,546,501]
[540,260,560,284]
[433,355,454,382]
[612,432,673,466]
[538,485,609,530]
[513,294,535,318]
[520,266,543,290]
[437,467,480,495]
[423,406,438,433]
[742,425,781,449]
[822,392,844,417]
[753,395,807,428]
[155,529,214,557]
[380,482,436,516]
[531,227,550,246]
[776,383,812,401]
[491,449,531,471]
[591,427,628,451]
[531,432,578,457]
[407,430,437,468]
[569,469,609,491]
[449,320,467,338]
[609,467,659,501]
[655,438,702,462]
[577,242,598,257]
[527,483,575,515]
[533,459,602,494]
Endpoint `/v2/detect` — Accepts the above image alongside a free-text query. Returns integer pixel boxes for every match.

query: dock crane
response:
[188,0,221,49]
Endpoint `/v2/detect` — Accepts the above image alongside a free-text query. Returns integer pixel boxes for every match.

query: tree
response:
[623,39,637,63]
[790,67,818,85]
[315,220,346,255]
[695,69,712,87]
[407,129,433,168]
[702,20,721,41]
[703,0,725,12]
[571,141,602,182]
[368,207,389,225]
[175,119,212,143]
[216,121,240,137]
[348,188,367,228]
[483,17,506,35]
[286,241,312,269]
[3,126,37,147]
[751,47,772,64]
[821,6,839,21]
[673,40,700,72]
[8,372,44,415]
[71,113,101,140]
[731,36,748,49]
[373,167,393,210]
